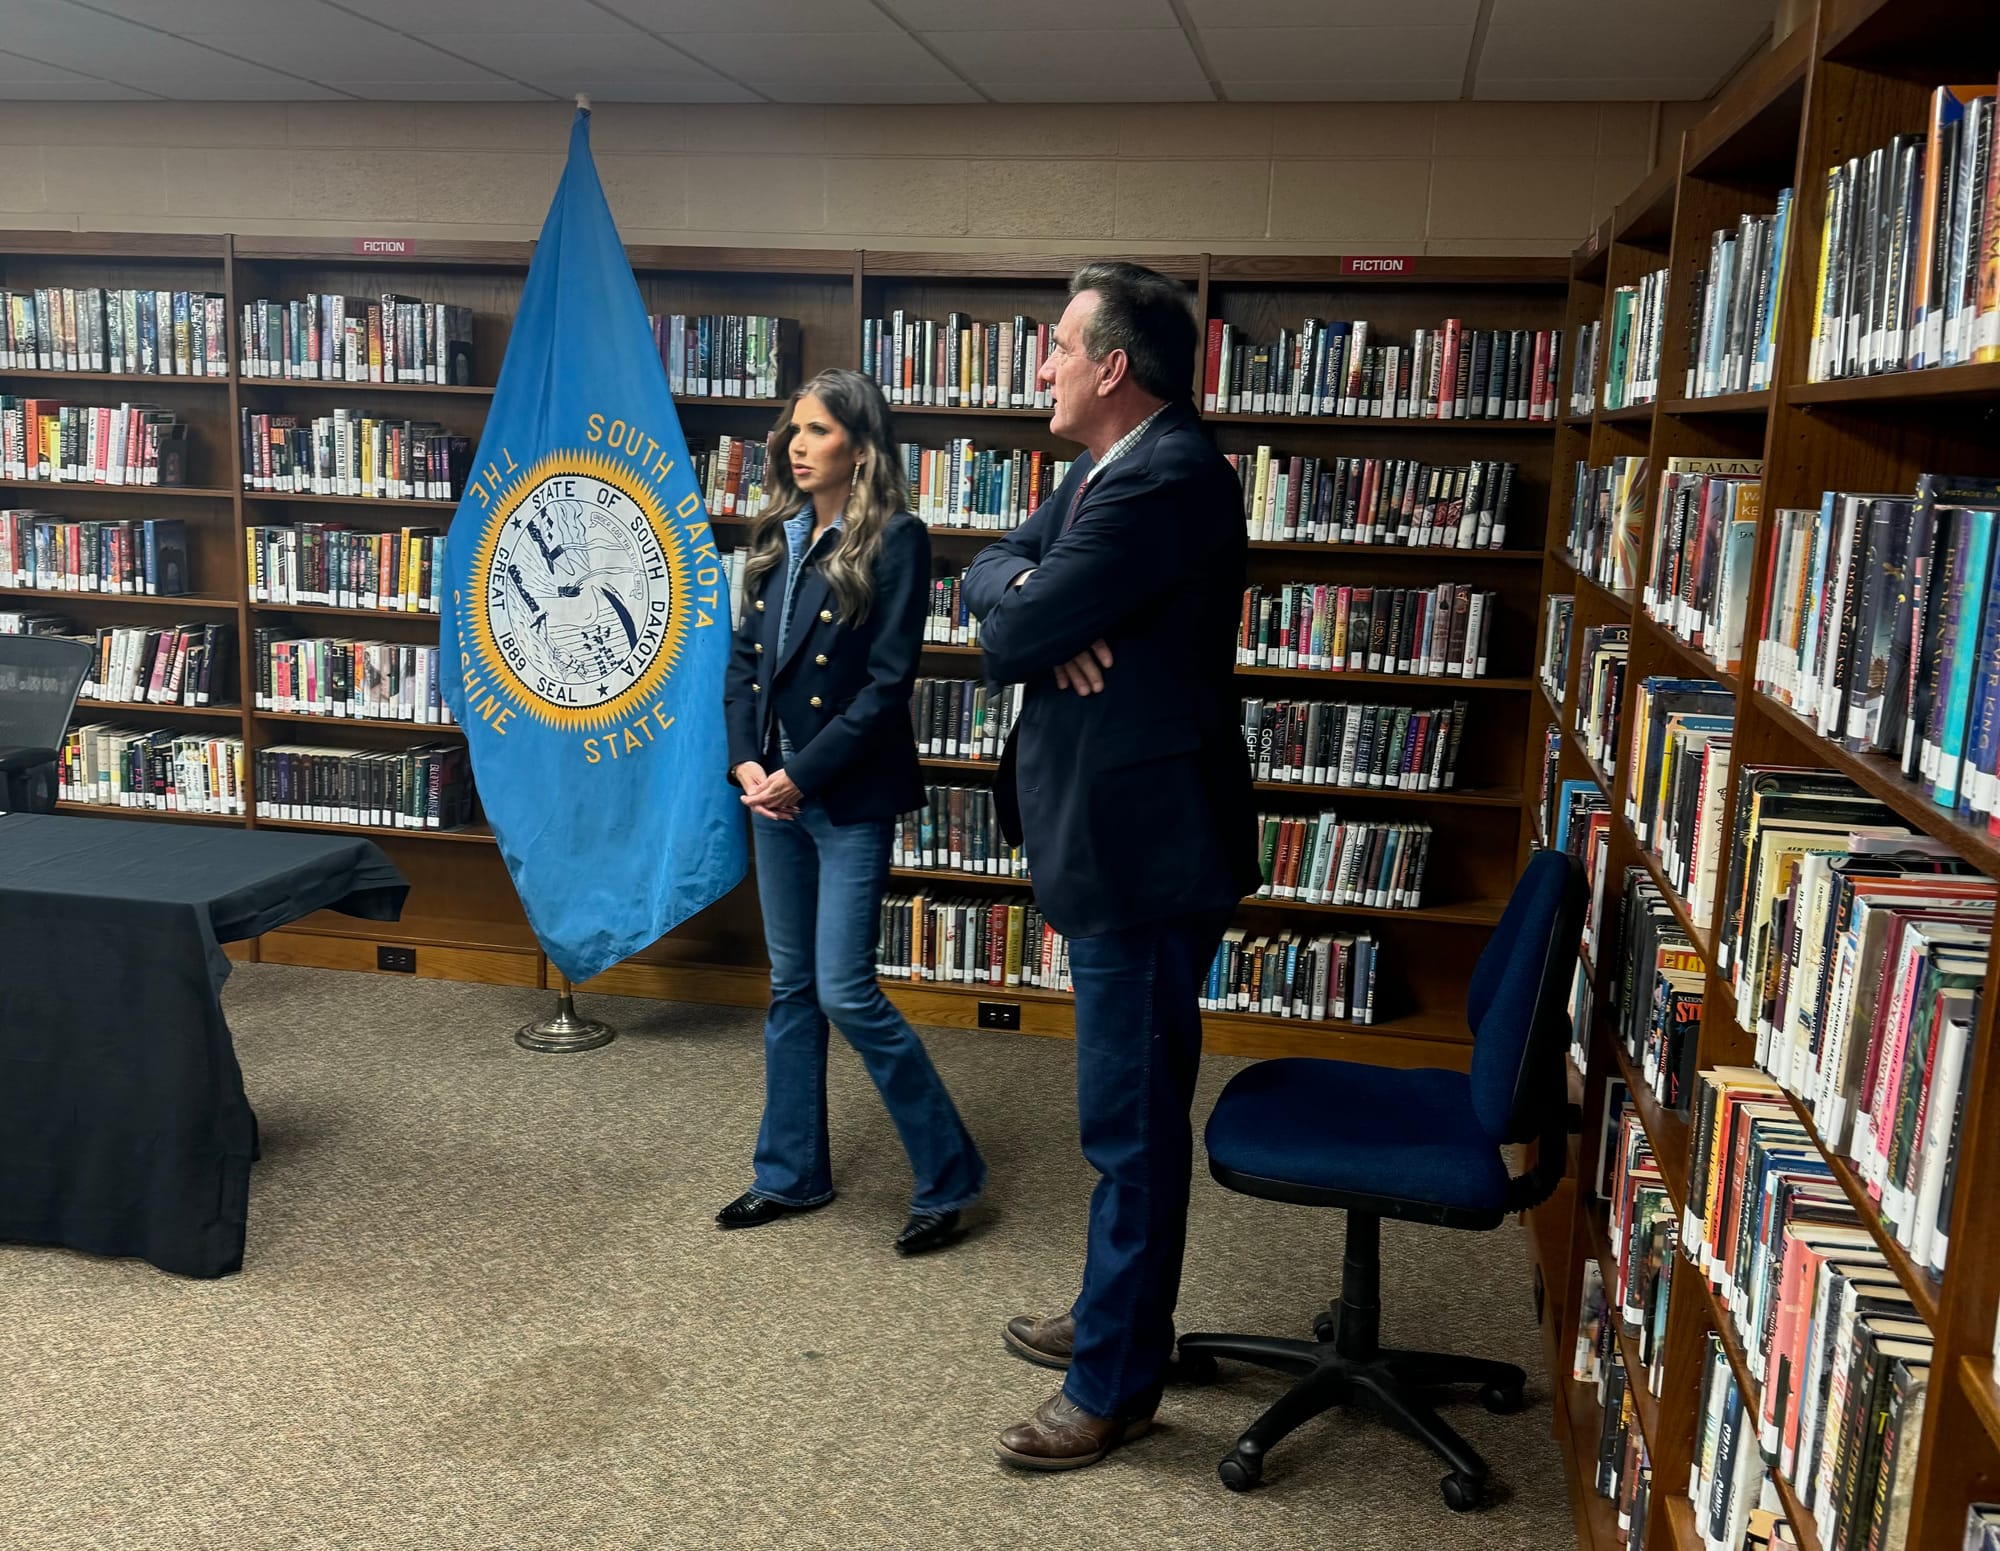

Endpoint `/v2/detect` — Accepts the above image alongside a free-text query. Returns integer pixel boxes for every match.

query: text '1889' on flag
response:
[440,105,745,983]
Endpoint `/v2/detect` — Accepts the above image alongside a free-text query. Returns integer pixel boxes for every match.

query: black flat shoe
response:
[715,1190,831,1230]
[894,1208,964,1256]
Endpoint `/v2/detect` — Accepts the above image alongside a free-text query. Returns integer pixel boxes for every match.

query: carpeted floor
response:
[1,964,1570,1551]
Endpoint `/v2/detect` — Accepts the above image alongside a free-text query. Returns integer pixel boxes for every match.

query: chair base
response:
[1177,1321,1525,1510]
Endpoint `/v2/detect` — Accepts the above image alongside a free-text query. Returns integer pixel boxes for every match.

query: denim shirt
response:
[773,509,844,760]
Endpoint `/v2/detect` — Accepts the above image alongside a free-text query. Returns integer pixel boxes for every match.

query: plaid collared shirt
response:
[1083,403,1168,485]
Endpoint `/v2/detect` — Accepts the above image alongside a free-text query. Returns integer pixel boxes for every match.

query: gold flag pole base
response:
[516,971,615,1053]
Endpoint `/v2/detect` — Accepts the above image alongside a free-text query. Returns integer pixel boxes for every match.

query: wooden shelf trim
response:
[0,585,236,609]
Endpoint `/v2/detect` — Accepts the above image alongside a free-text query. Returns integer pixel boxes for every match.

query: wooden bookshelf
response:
[1527,4,2000,1545]
[2,232,1564,1073]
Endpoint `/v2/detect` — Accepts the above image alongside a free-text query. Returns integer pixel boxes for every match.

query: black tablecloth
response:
[0,815,408,1277]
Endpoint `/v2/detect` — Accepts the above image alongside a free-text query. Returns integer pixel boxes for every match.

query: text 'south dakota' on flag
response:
[441,106,746,983]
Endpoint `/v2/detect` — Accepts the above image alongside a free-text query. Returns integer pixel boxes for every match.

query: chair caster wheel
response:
[1173,1350,1219,1386]
[1312,1313,1336,1341]
[1480,1380,1526,1414]
[1219,1450,1262,1492]
[1441,1471,1486,1512]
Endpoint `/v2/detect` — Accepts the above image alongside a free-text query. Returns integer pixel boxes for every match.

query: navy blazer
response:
[723,510,928,826]
[962,400,1260,939]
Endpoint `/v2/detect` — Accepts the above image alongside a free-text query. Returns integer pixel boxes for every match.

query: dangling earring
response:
[846,458,863,516]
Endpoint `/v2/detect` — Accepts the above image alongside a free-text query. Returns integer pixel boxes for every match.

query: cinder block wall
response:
[0,99,1710,254]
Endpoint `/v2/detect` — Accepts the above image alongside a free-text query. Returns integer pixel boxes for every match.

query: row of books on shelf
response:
[1686,197,1793,401]
[1209,926,1380,1022]
[1599,265,1670,411]
[1576,1340,1656,1549]
[0,398,189,487]
[1641,459,1763,673]
[239,409,470,502]
[876,892,1069,993]
[1570,319,1601,419]
[1566,456,1646,592]
[865,313,1050,411]
[1626,675,1735,924]
[251,631,453,724]
[901,441,1073,532]
[909,676,1023,763]
[1589,1101,1676,1402]
[240,294,474,386]
[1756,474,2000,825]
[1240,695,1470,791]
[649,312,796,401]
[0,511,191,596]
[247,523,445,614]
[891,785,1024,879]
[70,621,234,709]
[252,743,474,830]
[1252,812,1432,909]
[1202,318,1562,422]
[1542,597,1575,709]
[3,286,227,377]
[1684,1340,1807,1551]
[60,726,243,814]
[1686,1066,1934,1551]
[1227,450,1517,549]
[1721,770,1988,1280]
[1237,582,1498,679]
[1614,875,1704,1114]
[1572,621,1630,775]
[1807,82,2000,383]
[875,889,1384,1024]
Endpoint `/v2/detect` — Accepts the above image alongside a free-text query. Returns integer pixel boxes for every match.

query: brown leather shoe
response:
[1003,1311,1074,1370]
[996,1390,1154,1472]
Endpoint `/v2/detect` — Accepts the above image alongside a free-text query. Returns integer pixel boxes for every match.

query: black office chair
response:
[1177,849,1585,1512]
[0,634,92,814]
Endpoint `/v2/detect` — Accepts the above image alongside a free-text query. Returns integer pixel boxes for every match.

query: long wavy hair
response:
[742,368,909,627]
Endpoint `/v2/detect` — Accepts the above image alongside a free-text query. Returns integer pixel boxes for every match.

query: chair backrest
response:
[0,633,91,755]
[1465,848,1587,1148]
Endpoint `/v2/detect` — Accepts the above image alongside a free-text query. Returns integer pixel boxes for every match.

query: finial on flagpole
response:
[575,93,591,112]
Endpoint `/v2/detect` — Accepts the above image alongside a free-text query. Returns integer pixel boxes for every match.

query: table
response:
[0,815,408,1277]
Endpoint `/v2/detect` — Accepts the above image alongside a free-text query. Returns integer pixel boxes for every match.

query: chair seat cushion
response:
[1204,1058,1509,1214]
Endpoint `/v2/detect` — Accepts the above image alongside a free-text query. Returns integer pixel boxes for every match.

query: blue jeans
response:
[1061,908,1232,1422]
[750,800,986,1215]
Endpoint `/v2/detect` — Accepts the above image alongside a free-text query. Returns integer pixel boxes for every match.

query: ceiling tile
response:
[752,80,984,104]
[337,0,634,29]
[0,48,102,83]
[1227,78,1461,102]
[606,0,900,31]
[1478,0,1769,91]
[1184,0,1479,24]
[669,32,960,85]
[61,0,341,27]
[929,29,1205,85]
[886,0,1176,27]
[529,80,762,103]
[0,78,157,98]
[140,77,351,98]
[185,31,505,85]
[421,32,735,87]
[0,1,298,79]
[318,80,553,100]
[1473,75,1718,100]
[983,80,1212,103]
[1202,25,1473,81]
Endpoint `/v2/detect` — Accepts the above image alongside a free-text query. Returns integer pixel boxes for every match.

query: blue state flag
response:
[441,107,745,983]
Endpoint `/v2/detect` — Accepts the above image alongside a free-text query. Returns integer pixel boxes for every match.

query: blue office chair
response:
[0,634,91,814]
[1177,849,1585,1512]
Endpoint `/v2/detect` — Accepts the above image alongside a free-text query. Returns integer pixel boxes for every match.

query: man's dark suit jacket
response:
[963,399,1259,940]
[723,511,928,825]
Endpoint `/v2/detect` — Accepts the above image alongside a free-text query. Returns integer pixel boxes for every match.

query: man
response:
[964,261,1259,1471]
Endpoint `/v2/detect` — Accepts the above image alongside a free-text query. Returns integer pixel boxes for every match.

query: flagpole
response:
[517,969,616,1053]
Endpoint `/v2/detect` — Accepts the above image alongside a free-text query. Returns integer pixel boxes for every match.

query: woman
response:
[720,368,985,1256]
